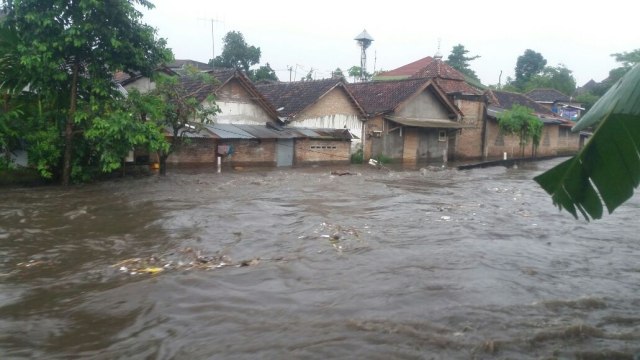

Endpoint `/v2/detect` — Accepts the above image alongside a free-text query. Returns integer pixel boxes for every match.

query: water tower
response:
[354,29,374,82]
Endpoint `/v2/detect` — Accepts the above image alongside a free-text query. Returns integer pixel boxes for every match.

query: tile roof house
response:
[372,56,487,161]
[256,78,366,150]
[526,88,584,121]
[375,56,483,95]
[483,90,581,158]
[114,66,177,93]
[347,78,467,164]
[182,68,280,125]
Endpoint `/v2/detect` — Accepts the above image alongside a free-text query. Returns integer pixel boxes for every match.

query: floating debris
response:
[111,248,271,276]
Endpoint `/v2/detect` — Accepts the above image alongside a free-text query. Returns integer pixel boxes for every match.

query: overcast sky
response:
[141,0,639,87]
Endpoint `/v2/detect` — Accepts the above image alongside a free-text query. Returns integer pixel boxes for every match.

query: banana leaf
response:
[534,64,640,221]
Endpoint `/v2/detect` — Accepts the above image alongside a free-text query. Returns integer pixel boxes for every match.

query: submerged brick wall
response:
[295,139,351,164]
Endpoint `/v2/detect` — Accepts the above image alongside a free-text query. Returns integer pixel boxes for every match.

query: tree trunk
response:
[159,154,168,176]
[62,62,79,186]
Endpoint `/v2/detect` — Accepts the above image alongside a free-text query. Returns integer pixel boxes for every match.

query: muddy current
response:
[1,158,640,359]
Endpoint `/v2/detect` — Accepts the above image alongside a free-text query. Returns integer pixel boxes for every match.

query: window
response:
[438,130,447,142]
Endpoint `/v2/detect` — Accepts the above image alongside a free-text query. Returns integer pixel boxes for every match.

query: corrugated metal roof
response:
[165,126,213,138]
[386,116,473,129]
[204,124,254,139]
[234,124,296,139]
[201,123,353,140]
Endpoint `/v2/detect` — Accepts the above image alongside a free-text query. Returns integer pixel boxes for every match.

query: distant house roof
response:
[375,56,482,95]
[113,67,176,86]
[167,59,212,71]
[181,68,280,121]
[526,88,572,103]
[377,57,435,78]
[347,78,462,118]
[255,78,365,119]
[485,89,568,124]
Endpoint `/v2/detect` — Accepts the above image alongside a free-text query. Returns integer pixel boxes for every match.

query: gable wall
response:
[209,79,274,125]
[124,77,155,93]
[396,89,451,119]
[290,87,364,148]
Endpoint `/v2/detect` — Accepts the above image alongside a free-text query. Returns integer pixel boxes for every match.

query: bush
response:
[350,148,363,164]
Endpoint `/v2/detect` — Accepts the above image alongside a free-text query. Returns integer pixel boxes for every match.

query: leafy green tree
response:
[3,0,171,185]
[150,70,220,175]
[445,44,480,81]
[210,31,261,73]
[252,63,278,82]
[525,64,576,95]
[332,67,344,78]
[514,49,547,89]
[497,105,543,157]
[523,64,576,96]
[347,65,371,82]
[85,89,168,174]
[534,64,640,221]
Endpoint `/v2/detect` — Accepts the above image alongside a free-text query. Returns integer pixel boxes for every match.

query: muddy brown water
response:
[1,158,640,359]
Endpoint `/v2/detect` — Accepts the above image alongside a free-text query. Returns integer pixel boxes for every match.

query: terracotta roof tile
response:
[485,90,558,117]
[378,56,435,77]
[255,79,343,117]
[409,59,465,81]
[347,78,433,115]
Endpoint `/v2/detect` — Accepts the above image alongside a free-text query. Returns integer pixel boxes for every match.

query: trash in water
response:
[111,248,276,276]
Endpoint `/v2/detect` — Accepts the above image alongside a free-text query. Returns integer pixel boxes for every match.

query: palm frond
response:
[534,64,640,221]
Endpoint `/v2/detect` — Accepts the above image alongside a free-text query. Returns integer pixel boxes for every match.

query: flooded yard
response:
[1,158,639,359]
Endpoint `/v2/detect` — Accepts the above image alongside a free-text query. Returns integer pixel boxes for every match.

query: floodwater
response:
[1,159,639,359]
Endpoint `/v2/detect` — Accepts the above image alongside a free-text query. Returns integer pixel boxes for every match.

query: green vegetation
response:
[534,64,640,221]
[208,31,277,81]
[1,0,171,185]
[350,147,363,164]
[374,153,392,164]
[445,44,481,82]
[497,105,543,158]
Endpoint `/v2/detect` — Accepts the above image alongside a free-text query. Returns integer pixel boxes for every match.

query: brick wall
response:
[455,99,485,160]
[295,139,351,165]
[219,139,277,166]
[363,115,384,160]
[167,138,217,164]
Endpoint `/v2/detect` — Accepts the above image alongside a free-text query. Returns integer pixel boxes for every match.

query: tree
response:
[3,0,171,185]
[514,49,547,89]
[210,31,260,73]
[445,44,480,81]
[332,67,344,78]
[525,64,577,95]
[534,64,640,221]
[150,70,220,175]
[497,105,543,158]
[252,63,278,82]
[347,65,371,82]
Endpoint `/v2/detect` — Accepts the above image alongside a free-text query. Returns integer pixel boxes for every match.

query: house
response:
[184,68,281,126]
[114,66,177,94]
[348,78,467,165]
[255,78,366,151]
[485,90,581,158]
[157,123,354,167]
[526,88,584,121]
[140,70,355,167]
[375,56,487,161]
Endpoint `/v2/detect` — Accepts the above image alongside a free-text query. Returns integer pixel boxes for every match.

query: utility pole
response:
[287,66,293,82]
